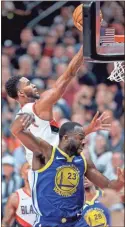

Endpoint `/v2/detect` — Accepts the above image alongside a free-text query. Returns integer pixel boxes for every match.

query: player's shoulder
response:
[21,103,34,112]
[16,103,34,117]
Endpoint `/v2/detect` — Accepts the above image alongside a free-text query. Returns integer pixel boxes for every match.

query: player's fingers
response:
[22,115,30,126]
[92,111,100,121]
[101,123,111,127]
[100,124,111,131]
[98,112,106,121]
[23,115,33,128]
[101,116,110,122]
[20,114,28,123]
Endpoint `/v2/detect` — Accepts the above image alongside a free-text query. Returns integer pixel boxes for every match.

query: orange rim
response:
[115,35,125,43]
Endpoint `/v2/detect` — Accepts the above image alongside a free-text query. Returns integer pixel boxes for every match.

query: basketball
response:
[73,4,103,31]
[73,4,83,32]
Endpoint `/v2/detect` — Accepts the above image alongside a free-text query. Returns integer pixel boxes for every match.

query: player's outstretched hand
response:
[11,113,35,135]
[89,111,111,133]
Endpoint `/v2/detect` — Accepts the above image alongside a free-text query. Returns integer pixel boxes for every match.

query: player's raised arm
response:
[2,193,17,227]
[85,156,124,192]
[10,113,52,159]
[34,46,83,115]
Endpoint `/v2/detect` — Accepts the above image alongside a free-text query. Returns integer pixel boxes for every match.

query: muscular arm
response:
[2,193,18,227]
[10,115,52,159]
[34,46,83,117]
[85,156,124,192]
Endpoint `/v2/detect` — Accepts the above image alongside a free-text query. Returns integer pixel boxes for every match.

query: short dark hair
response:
[5,76,21,99]
[59,122,82,140]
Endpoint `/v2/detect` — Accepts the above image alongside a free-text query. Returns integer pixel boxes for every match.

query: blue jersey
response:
[32,147,87,226]
[83,190,111,227]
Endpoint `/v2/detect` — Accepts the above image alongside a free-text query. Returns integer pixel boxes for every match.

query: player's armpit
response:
[2,193,18,227]
[34,46,83,116]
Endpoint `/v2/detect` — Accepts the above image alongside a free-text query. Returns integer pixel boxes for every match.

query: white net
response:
[108,62,125,82]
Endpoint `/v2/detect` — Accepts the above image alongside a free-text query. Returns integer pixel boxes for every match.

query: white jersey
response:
[16,103,59,166]
[15,188,36,227]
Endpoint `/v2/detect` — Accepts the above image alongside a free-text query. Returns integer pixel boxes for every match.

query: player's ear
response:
[63,135,68,141]
[17,90,25,97]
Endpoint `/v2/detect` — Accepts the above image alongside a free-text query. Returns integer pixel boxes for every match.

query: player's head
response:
[59,122,86,156]
[84,177,94,191]
[20,162,30,181]
[5,76,40,102]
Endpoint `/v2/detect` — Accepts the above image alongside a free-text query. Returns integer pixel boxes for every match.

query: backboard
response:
[83,1,125,62]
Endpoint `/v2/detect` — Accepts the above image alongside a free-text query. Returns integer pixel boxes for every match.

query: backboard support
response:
[83,1,125,62]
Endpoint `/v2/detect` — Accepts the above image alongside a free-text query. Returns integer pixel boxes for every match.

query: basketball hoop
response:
[108,62,125,82]
[108,35,125,83]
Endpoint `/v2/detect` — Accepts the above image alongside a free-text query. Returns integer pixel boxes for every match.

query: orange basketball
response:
[73,4,103,31]
[73,4,83,32]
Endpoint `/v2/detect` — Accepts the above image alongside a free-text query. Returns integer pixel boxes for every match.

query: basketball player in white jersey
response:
[2,163,36,227]
[5,46,111,166]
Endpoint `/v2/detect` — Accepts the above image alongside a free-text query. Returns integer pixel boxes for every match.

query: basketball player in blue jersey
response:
[10,113,124,227]
[83,177,111,227]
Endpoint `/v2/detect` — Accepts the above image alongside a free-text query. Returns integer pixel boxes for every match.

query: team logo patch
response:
[54,165,80,197]
[84,208,107,227]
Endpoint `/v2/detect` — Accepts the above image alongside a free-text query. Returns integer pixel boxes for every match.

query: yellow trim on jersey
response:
[80,152,87,173]
[86,190,100,205]
[57,147,74,162]
[101,189,104,196]
[37,147,56,173]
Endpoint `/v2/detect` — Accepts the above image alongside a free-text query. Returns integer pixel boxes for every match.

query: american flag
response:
[100,28,115,44]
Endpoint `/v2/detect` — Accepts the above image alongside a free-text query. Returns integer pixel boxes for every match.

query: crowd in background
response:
[2,1,124,217]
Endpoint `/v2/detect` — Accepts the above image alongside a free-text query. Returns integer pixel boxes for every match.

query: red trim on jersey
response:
[22,188,31,197]
[50,120,59,128]
[15,191,20,210]
[16,214,32,227]
[33,102,58,128]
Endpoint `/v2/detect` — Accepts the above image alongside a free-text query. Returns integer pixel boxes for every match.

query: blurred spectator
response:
[2,1,31,17]
[42,30,58,57]
[15,54,34,77]
[63,31,76,46]
[55,63,67,77]
[53,6,73,27]
[65,46,75,61]
[36,56,53,78]
[108,120,124,152]
[71,113,85,125]
[16,28,33,56]
[104,152,124,180]
[99,189,124,227]
[2,155,23,216]
[55,24,65,42]
[52,45,67,70]
[2,1,15,17]
[2,40,18,68]
[27,41,42,67]
[2,138,9,157]
[2,68,12,97]
[2,54,11,69]
[89,134,112,174]
[13,146,26,173]
[53,106,64,123]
